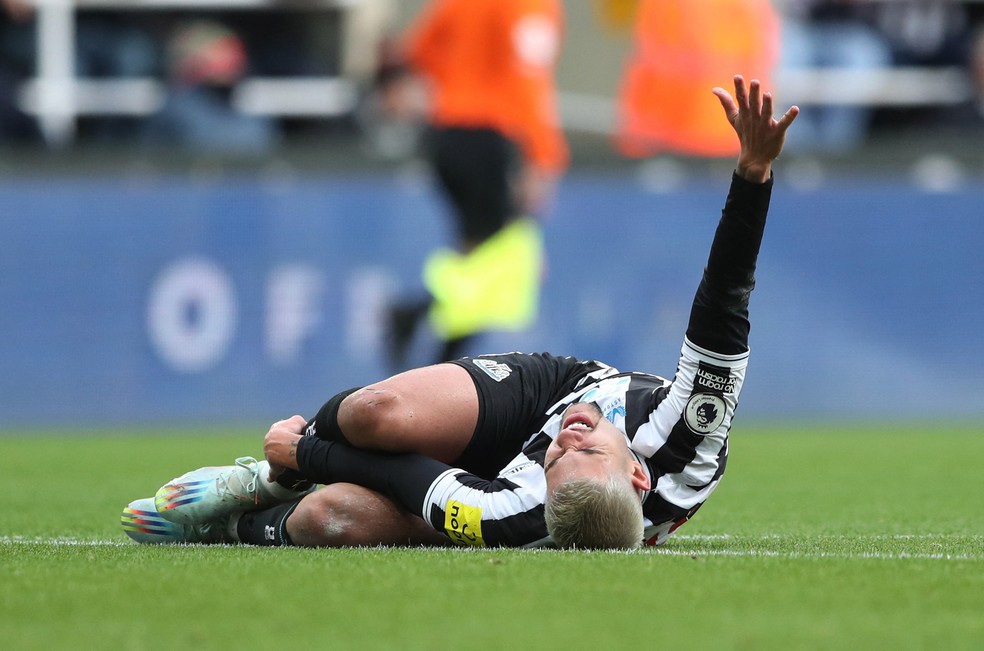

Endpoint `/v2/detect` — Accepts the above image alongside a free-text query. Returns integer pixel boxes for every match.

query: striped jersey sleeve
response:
[295,431,553,547]
[421,439,551,547]
[632,337,747,545]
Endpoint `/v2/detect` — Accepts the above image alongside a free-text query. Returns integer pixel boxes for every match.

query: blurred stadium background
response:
[2,0,983,429]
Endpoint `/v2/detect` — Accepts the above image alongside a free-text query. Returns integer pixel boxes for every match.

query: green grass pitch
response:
[2,424,982,650]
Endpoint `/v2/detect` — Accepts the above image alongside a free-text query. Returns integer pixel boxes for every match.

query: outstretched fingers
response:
[733,74,748,114]
[756,85,801,136]
[712,85,738,124]
[761,91,774,123]
[747,78,762,118]
[721,74,800,137]
[775,104,801,133]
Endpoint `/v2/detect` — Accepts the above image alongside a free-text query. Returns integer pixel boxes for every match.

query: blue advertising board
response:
[1,170,981,427]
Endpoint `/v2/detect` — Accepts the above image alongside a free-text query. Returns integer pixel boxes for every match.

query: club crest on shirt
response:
[501,459,537,477]
[580,376,631,404]
[684,393,726,434]
[472,359,513,382]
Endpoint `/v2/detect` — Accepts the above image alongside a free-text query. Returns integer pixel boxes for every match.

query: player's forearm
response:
[685,172,773,355]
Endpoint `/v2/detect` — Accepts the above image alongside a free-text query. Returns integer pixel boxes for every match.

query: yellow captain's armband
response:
[444,500,485,547]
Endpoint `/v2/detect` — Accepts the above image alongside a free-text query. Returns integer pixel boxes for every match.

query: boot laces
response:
[215,456,261,505]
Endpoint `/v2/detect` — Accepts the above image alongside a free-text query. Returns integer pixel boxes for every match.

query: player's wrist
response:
[735,160,772,184]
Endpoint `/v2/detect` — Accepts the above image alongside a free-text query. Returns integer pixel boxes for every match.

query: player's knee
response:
[288,484,414,547]
[338,385,406,448]
[287,487,361,547]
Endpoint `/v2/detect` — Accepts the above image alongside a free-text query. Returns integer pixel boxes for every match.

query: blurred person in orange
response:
[615,0,780,158]
[376,0,568,367]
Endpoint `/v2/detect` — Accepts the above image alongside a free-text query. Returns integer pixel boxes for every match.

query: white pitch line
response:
[1,536,128,546]
[2,535,982,561]
[674,533,981,541]
[664,533,984,560]
[651,547,984,562]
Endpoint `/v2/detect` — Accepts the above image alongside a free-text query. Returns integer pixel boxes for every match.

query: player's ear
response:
[630,461,650,492]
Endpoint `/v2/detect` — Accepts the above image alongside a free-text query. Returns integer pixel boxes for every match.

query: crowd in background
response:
[2,0,984,156]
[776,0,984,152]
[0,0,349,151]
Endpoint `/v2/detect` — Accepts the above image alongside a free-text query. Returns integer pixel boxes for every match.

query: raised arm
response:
[686,76,798,354]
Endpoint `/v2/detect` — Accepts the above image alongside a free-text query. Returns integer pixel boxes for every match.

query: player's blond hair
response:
[544,474,644,550]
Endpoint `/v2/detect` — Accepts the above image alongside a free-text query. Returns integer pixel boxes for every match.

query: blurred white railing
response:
[775,66,973,107]
[18,0,362,146]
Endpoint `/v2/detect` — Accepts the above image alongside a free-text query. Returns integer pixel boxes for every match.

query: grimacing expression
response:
[543,402,638,494]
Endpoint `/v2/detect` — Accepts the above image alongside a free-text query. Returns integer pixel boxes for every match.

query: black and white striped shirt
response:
[416,336,745,547]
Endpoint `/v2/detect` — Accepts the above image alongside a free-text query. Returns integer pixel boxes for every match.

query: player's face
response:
[543,402,634,494]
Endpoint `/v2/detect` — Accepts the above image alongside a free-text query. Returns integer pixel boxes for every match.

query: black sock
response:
[273,469,313,492]
[235,498,303,546]
[275,387,361,491]
[306,387,360,443]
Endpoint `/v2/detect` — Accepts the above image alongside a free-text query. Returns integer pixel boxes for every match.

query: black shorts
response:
[425,126,521,243]
[449,352,608,478]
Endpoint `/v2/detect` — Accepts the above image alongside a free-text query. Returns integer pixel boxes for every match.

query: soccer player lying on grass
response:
[123,75,798,550]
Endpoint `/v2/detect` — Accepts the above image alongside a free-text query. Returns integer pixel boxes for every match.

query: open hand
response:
[713,75,799,183]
